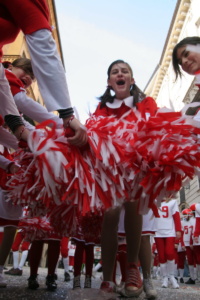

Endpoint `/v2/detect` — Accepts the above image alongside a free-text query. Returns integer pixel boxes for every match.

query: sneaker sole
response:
[120,286,143,298]
[5,274,22,276]
[146,294,157,300]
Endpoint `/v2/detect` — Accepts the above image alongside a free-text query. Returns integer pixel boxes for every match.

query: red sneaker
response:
[100,281,116,293]
[120,263,143,297]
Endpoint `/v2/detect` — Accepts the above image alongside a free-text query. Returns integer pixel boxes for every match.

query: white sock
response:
[188,265,195,280]
[197,264,200,278]
[93,262,102,272]
[179,268,184,278]
[63,257,69,272]
[19,250,28,270]
[13,251,19,269]
[160,263,167,277]
[194,267,197,280]
[167,260,176,277]
[174,264,178,277]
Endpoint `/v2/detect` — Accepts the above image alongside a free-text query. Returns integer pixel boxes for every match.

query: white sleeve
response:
[14,92,63,128]
[193,110,200,122]
[172,199,179,215]
[20,116,35,131]
[196,203,200,216]
[0,127,18,150]
[0,64,20,117]
[0,154,11,171]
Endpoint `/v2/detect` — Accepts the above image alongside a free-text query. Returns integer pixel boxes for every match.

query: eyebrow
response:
[180,48,186,58]
[177,48,187,64]
[111,67,129,72]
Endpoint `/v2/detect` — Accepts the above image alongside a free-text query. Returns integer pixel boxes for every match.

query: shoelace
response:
[126,266,142,288]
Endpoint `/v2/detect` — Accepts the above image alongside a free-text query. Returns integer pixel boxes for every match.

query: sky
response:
[55,0,177,122]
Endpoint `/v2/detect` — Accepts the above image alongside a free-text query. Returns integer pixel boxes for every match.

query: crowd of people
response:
[0,1,200,299]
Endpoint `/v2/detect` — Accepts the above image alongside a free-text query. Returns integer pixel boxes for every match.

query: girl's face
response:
[9,66,33,88]
[176,44,200,75]
[107,63,134,100]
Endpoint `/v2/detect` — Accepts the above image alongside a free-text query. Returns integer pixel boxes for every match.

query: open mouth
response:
[116,80,125,85]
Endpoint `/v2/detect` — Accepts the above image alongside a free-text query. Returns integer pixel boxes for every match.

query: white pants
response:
[0,63,20,118]
[26,29,71,112]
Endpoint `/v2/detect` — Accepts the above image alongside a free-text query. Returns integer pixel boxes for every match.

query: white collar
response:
[106,96,133,108]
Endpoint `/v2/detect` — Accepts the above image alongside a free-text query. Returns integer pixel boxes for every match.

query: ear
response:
[131,78,135,85]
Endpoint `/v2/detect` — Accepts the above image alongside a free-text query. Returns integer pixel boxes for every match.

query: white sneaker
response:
[169,276,179,289]
[143,278,157,299]
[161,276,168,288]
[0,273,7,288]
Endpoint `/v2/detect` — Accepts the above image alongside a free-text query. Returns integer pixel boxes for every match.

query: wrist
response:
[65,115,75,127]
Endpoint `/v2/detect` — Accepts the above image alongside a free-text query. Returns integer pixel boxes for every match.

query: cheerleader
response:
[0,63,28,141]
[172,36,200,83]
[0,143,21,287]
[172,36,200,118]
[60,236,71,282]
[18,215,61,291]
[182,206,196,284]
[139,210,157,299]
[4,208,31,276]
[68,239,76,273]
[114,206,157,299]
[193,203,200,281]
[93,58,160,298]
[71,212,103,290]
[4,230,30,276]
[3,58,63,130]
[154,197,181,289]
[0,0,87,146]
[174,227,185,283]
[152,241,160,279]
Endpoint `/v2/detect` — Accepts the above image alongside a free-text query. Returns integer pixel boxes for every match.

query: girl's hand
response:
[64,118,88,147]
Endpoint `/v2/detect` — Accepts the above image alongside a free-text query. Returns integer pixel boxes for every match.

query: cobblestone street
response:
[0,267,200,299]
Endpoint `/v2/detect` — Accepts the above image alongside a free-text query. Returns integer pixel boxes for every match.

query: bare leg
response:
[139,235,152,279]
[0,226,17,266]
[124,201,142,264]
[120,201,143,297]
[101,207,121,281]
[140,235,157,298]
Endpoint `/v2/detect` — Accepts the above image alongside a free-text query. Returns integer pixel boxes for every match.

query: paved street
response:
[0,267,200,299]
